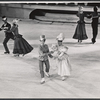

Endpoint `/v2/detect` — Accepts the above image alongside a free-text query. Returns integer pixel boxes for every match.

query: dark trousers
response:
[3,35,14,53]
[39,59,50,78]
[91,23,98,43]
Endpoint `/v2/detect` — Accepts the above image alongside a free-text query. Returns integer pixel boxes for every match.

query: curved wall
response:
[0,4,34,19]
[0,3,99,19]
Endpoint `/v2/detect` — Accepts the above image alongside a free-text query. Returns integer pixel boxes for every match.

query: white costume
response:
[57,45,71,76]
[51,33,71,77]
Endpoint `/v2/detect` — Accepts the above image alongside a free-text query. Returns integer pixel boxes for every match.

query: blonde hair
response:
[12,19,19,24]
[78,6,83,14]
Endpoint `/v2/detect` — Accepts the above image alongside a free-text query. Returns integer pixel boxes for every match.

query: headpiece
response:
[40,35,46,41]
[56,33,65,41]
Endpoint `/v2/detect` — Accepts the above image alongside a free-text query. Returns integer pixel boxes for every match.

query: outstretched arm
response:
[47,46,53,58]
[86,13,92,18]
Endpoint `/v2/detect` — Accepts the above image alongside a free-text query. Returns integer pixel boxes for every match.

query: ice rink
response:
[0,9,100,98]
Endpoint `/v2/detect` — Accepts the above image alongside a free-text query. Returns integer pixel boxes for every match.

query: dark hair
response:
[94,6,98,11]
[2,16,7,21]
[58,40,62,42]
[2,16,7,18]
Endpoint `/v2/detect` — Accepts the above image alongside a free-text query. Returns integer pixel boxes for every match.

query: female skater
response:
[73,6,88,43]
[51,33,71,81]
[7,19,33,56]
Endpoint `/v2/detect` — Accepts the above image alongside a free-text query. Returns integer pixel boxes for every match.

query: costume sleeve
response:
[58,46,68,59]
[7,25,16,33]
[38,46,44,56]
[76,12,80,17]
[47,45,53,58]
[39,45,48,56]
[58,52,64,58]
[10,26,16,32]
[0,23,11,31]
[7,23,11,30]
[3,23,11,31]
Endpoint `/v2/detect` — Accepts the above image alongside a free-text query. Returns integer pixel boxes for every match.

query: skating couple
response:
[39,33,71,84]
[73,6,100,44]
[0,16,33,56]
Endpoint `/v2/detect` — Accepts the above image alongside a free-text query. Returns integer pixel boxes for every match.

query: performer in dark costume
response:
[7,19,33,56]
[87,6,100,44]
[73,6,88,43]
[0,16,14,54]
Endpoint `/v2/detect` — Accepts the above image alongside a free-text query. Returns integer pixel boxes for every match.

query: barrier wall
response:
[0,4,34,19]
[0,3,99,19]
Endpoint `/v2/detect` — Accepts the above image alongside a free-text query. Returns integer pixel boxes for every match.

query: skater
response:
[0,16,14,54]
[38,35,53,84]
[87,6,100,44]
[51,33,71,81]
[7,19,33,56]
[73,6,88,43]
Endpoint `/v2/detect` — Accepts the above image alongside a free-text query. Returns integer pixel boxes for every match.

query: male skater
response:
[87,6,100,44]
[0,16,14,54]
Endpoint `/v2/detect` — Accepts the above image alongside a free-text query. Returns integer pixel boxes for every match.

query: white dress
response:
[57,45,71,77]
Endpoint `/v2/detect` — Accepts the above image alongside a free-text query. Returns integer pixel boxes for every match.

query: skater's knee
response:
[3,41,5,45]
[3,41,7,45]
